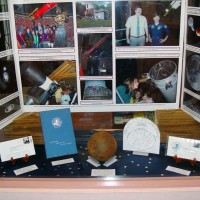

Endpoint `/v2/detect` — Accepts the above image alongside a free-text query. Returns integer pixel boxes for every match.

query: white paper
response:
[87,156,101,167]
[0,136,35,162]
[14,164,38,176]
[123,118,160,154]
[133,151,149,156]
[103,156,117,167]
[167,136,200,161]
[51,158,74,166]
[166,166,191,176]
[91,169,116,177]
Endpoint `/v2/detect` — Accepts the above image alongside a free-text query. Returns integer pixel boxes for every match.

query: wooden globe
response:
[87,131,117,162]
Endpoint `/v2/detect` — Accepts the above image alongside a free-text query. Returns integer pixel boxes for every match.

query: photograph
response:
[188,0,200,7]
[0,97,21,122]
[78,33,112,76]
[0,0,8,12]
[185,50,200,94]
[183,93,200,117]
[0,55,18,101]
[116,58,179,104]
[0,20,12,52]
[115,0,181,47]
[187,15,200,48]
[76,1,112,28]
[80,79,112,100]
[14,2,74,49]
[19,60,77,105]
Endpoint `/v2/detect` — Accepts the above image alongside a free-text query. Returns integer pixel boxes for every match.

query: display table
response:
[1,110,200,199]
[1,129,200,178]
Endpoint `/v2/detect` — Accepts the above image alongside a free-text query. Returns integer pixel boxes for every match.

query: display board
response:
[5,0,184,113]
[4,0,200,128]
[181,0,200,122]
[0,0,22,129]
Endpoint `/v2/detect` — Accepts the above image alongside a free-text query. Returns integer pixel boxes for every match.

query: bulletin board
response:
[0,0,189,128]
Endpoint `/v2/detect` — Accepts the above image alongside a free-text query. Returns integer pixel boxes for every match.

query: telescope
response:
[20,61,59,105]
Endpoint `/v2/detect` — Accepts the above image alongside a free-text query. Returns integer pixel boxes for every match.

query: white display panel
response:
[7,0,185,112]
[181,1,200,122]
[0,1,22,129]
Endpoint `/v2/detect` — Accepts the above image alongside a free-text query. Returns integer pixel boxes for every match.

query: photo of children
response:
[19,60,77,105]
[116,58,179,104]
[76,1,112,28]
[14,2,74,49]
[115,1,181,47]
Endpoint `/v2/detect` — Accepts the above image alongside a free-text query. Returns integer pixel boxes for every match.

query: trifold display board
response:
[0,0,199,129]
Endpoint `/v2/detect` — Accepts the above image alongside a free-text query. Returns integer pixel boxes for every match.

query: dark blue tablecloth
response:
[1,130,200,177]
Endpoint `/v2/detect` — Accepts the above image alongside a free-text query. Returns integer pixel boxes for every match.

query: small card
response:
[51,158,74,166]
[14,164,38,176]
[133,151,149,156]
[167,136,200,161]
[0,136,35,162]
[91,169,116,176]
[87,156,101,167]
[103,156,117,167]
[166,166,191,176]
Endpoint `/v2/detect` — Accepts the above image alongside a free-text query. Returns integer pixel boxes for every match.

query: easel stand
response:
[10,154,29,165]
[173,155,197,166]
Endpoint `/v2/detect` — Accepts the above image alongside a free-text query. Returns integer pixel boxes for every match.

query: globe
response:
[87,131,117,162]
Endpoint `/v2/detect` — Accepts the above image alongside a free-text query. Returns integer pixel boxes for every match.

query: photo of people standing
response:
[148,13,170,46]
[116,1,181,47]
[125,6,148,46]
[14,2,74,49]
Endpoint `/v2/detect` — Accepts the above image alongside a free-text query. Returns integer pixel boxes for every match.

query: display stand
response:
[10,157,16,165]
[10,154,29,165]
[21,154,29,163]
[173,155,197,166]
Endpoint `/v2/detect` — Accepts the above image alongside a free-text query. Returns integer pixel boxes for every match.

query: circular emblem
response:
[52,117,62,128]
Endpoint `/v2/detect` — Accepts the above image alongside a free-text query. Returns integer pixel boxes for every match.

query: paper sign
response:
[87,156,101,167]
[14,164,38,176]
[91,169,116,176]
[166,166,191,176]
[51,158,74,166]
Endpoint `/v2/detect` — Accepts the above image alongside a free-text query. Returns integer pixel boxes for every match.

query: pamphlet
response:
[40,108,77,159]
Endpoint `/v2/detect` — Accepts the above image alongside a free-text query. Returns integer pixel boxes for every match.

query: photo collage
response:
[8,0,185,112]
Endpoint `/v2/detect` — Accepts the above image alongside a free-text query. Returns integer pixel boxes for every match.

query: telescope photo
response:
[19,60,78,106]
[14,2,74,49]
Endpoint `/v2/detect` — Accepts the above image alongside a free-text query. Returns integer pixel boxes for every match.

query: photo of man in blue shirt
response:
[148,13,170,46]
